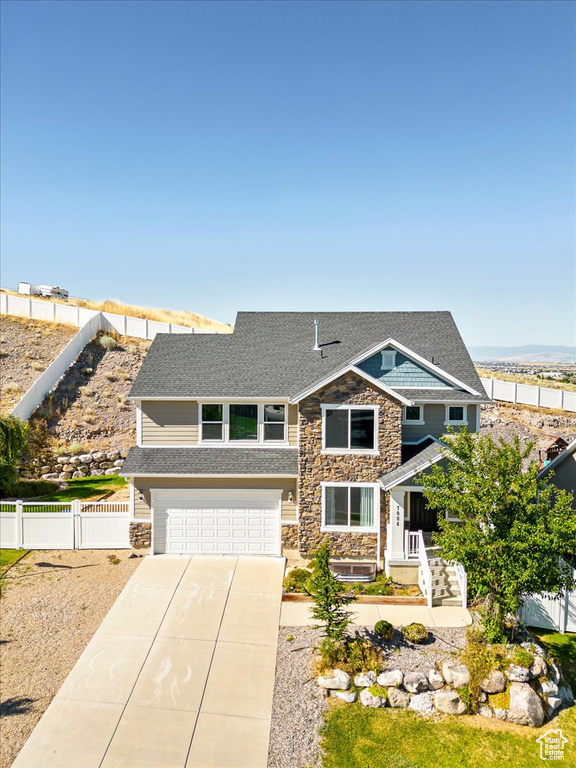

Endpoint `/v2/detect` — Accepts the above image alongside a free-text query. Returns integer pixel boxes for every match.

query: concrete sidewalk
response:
[281,601,472,627]
[13,555,285,768]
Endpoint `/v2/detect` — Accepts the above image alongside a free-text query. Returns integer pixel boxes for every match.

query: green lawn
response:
[34,475,127,502]
[0,549,28,574]
[321,632,576,768]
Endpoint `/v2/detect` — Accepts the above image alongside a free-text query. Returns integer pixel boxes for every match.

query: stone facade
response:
[129,521,151,550]
[298,372,402,558]
[281,523,299,549]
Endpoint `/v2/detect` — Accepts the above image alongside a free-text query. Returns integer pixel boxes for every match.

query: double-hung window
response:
[444,405,468,425]
[322,483,377,530]
[200,403,287,443]
[323,405,377,452]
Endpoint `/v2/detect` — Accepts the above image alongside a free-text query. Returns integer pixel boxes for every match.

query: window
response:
[200,403,287,443]
[201,404,223,440]
[323,406,377,451]
[381,350,396,370]
[403,405,424,424]
[445,405,468,425]
[323,484,376,529]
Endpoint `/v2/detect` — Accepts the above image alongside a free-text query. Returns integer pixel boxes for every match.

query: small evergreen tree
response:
[305,540,355,641]
[0,415,29,496]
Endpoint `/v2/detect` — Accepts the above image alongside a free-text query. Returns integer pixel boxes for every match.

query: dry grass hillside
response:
[1,288,233,333]
[477,367,576,393]
[0,316,77,413]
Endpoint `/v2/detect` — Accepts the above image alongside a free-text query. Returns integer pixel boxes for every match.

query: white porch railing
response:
[0,500,130,550]
[416,530,433,608]
[453,561,468,609]
[405,530,420,559]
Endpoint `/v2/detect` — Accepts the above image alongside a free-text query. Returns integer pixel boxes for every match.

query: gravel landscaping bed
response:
[268,625,467,768]
[0,549,141,768]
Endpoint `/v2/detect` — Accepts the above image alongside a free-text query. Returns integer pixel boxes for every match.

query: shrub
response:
[103,372,116,381]
[0,416,29,496]
[10,479,59,498]
[374,620,394,640]
[368,684,388,699]
[30,361,44,372]
[361,581,393,596]
[511,647,534,669]
[283,567,312,593]
[460,632,507,712]
[401,623,429,644]
[81,367,93,375]
[316,636,382,675]
[68,443,85,456]
[97,335,118,351]
[2,383,21,394]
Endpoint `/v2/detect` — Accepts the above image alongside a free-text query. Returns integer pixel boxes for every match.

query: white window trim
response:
[444,404,468,426]
[320,481,380,533]
[402,405,424,425]
[321,404,379,455]
[199,402,289,445]
[380,349,396,370]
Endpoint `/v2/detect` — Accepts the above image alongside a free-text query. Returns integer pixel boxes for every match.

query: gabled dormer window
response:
[381,350,396,370]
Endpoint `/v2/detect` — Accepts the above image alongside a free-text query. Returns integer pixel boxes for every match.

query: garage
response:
[152,489,282,555]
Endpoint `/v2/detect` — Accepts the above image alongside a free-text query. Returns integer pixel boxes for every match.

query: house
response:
[121,311,489,599]
[538,437,576,509]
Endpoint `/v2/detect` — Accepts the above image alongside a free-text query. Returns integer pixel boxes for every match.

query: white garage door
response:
[152,489,282,556]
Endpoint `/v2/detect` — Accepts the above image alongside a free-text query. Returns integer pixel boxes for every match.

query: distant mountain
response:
[468,345,576,363]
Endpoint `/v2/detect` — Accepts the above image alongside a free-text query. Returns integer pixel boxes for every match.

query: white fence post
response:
[72,499,81,549]
[16,500,23,549]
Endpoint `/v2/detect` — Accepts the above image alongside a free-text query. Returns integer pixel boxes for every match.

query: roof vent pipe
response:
[313,318,321,351]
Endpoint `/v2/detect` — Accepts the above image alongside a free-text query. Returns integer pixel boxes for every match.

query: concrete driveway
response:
[13,555,285,768]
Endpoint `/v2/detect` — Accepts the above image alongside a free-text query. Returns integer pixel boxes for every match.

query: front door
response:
[409,492,439,533]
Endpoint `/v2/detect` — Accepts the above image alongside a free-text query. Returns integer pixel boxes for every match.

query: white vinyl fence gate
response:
[0,500,130,550]
[520,565,576,634]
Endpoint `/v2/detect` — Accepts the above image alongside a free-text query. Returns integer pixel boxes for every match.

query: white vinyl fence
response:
[0,500,130,550]
[0,291,210,339]
[521,590,576,634]
[481,377,576,413]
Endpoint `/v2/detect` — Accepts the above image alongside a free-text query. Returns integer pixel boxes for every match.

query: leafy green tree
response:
[0,415,29,496]
[421,428,576,640]
[305,540,355,641]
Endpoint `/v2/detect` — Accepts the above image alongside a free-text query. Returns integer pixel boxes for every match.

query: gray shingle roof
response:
[129,311,486,401]
[393,389,486,403]
[121,447,298,476]
[379,442,445,489]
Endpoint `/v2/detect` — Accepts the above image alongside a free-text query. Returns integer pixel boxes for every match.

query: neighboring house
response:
[121,311,489,598]
[538,438,576,509]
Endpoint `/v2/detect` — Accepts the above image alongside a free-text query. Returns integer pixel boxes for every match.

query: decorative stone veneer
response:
[130,521,151,550]
[281,523,299,549]
[298,372,402,557]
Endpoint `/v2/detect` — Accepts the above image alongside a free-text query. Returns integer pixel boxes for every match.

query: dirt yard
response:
[0,317,77,413]
[0,550,141,768]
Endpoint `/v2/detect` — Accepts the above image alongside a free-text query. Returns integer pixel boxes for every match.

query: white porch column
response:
[388,490,406,561]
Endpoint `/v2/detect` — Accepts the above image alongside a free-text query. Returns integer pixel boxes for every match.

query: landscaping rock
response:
[408,692,434,714]
[104,468,118,475]
[550,663,561,685]
[507,683,545,727]
[354,672,376,688]
[79,454,92,464]
[404,672,429,693]
[479,706,493,718]
[332,690,357,703]
[58,472,72,481]
[539,679,559,697]
[434,689,466,716]
[359,688,386,708]
[478,691,488,703]
[56,456,69,464]
[547,697,563,716]
[317,670,350,691]
[377,670,403,688]
[480,670,506,694]
[387,688,411,708]
[529,656,547,679]
[505,664,530,683]
[72,471,86,479]
[442,661,470,688]
[559,685,574,705]
[41,473,59,480]
[114,459,124,467]
[427,669,444,690]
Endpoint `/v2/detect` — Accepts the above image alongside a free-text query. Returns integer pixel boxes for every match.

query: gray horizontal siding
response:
[402,404,478,442]
[141,401,198,445]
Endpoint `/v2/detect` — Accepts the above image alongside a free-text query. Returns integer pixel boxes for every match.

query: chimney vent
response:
[313,318,321,351]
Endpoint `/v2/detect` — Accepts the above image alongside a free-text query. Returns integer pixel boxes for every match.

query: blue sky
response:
[1,0,574,346]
